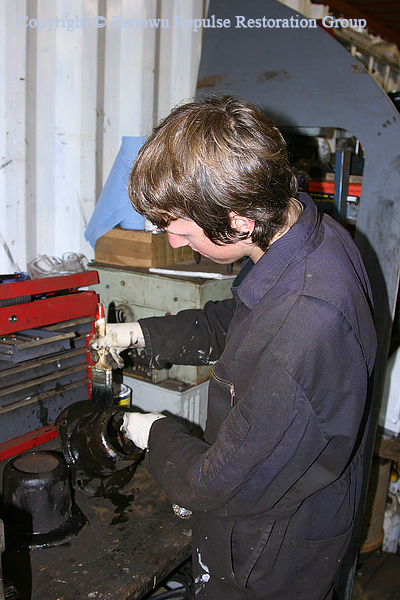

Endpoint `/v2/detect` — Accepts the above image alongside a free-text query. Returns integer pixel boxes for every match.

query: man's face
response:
[164,218,257,264]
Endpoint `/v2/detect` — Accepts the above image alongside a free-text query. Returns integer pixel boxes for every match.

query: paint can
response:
[113,383,132,407]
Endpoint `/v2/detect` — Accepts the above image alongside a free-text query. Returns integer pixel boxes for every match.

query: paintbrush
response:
[91,302,114,409]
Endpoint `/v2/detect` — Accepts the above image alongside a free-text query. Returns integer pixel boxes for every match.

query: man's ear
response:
[229,212,255,235]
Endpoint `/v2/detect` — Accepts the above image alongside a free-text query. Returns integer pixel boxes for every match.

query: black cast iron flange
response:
[2,450,87,549]
[56,401,144,496]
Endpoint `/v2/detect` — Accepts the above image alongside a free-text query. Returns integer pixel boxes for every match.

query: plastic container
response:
[379,347,400,434]
[383,492,400,553]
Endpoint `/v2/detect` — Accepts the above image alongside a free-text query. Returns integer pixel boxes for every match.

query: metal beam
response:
[315,0,400,46]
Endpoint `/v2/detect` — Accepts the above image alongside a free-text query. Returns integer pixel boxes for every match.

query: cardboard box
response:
[95,227,193,268]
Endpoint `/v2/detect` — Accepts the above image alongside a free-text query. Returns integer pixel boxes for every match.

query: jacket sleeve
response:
[145,298,373,517]
[138,297,236,368]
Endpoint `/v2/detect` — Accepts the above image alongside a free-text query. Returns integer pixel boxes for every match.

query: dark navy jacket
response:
[139,194,377,599]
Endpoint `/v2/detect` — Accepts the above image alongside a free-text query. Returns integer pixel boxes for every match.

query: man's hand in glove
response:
[90,322,145,368]
[122,412,166,450]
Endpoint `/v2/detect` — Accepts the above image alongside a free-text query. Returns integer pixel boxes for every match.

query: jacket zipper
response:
[211,372,235,406]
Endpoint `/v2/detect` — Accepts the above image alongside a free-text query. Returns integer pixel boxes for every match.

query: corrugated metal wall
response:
[0,0,207,273]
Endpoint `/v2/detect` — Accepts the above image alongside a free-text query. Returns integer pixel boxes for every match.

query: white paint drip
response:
[194,549,211,594]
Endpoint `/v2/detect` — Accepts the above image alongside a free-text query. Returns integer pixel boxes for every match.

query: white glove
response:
[91,322,145,368]
[122,412,166,450]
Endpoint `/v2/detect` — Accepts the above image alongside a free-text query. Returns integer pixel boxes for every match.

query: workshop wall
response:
[0,0,207,274]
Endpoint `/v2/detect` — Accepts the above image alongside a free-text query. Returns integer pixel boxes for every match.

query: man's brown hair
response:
[128,95,298,251]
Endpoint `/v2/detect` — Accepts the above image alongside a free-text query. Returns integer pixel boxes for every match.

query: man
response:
[92,96,377,599]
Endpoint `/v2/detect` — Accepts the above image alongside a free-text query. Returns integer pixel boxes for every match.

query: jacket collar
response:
[232,194,324,309]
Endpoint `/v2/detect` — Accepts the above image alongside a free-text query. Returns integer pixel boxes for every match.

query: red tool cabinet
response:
[0,271,99,451]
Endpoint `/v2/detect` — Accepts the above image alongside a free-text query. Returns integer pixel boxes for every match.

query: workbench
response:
[1,447,192,600]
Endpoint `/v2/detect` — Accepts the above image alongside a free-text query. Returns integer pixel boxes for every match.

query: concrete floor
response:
[351,550,400,600]
[147,551,400,599]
